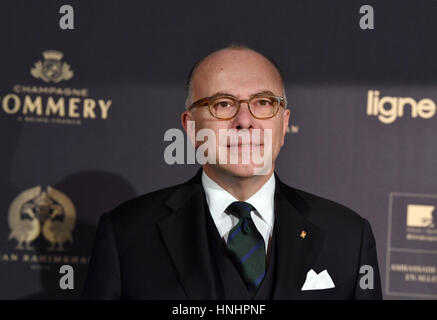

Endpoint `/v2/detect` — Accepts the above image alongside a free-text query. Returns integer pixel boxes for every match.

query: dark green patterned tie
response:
[225,201,266,296]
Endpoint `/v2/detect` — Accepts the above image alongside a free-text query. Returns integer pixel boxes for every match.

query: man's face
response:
[181,49,290,178]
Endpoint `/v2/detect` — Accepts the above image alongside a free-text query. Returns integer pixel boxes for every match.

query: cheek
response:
[191,115,217,132]
[266,119,285,142]
[192,120,229,147]
[273,129,284,149]
[269,124,286,155]
[201,121,228,135]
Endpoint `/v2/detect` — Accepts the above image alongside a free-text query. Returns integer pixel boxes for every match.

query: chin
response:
[214,163,262,178]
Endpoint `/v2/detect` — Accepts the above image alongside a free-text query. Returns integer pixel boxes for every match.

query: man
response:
[82,44,382,299]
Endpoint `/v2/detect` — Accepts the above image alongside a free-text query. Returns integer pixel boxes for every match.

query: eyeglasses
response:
[187,93,287,120]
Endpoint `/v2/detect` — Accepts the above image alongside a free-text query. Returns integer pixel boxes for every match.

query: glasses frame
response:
[187,93,287,120]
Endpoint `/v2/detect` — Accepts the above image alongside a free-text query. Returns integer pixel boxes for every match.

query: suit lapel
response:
[157,169,218,299]
[272,175,326,299]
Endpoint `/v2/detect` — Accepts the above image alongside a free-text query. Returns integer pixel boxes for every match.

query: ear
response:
[181,110,192,133]
[281,108,291,146]
[181,110,197,147]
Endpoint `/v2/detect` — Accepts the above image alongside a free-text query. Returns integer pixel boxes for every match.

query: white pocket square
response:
[301,269,335,291]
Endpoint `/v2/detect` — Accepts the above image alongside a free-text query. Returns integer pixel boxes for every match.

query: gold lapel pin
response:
[300,230,307,239]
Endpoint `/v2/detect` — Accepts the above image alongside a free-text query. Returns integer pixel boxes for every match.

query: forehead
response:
[191,49,283,98]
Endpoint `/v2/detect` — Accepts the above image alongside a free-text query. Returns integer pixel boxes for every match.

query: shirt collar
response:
[201,169,275,227]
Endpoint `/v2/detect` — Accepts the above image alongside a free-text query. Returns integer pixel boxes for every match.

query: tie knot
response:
[226,201,255,219]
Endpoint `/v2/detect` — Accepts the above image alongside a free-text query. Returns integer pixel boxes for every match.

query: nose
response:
[232,101,255,130]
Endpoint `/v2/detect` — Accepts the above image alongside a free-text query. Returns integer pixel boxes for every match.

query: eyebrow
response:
[209,90,277,99]
[188,90,280,110]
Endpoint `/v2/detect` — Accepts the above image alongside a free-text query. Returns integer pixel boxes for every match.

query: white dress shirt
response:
[201,170,275,254]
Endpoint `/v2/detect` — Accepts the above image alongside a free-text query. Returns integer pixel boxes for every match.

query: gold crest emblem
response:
[30,50,73,83]
[8,186,76,251]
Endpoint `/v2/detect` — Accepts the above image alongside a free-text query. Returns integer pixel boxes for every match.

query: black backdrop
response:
[1,0,436,299]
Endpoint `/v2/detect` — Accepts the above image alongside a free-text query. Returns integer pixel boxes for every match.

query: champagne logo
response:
[30,50,74,83]
[8,186,76,251]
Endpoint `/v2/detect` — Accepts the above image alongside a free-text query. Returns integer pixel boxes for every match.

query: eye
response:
[253,97,274,107]
[212,98,235,109]
[216,102,231,108]
[259,99,271,106]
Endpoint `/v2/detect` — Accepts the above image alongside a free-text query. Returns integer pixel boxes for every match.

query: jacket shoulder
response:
[103,182,183,226]
[280,182,366,230]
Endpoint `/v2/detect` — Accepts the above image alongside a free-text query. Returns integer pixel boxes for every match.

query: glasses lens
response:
[250,96,279,118]
[210,97,238,119]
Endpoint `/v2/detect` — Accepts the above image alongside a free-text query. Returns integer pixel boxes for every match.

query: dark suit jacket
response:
[82,169,382,299]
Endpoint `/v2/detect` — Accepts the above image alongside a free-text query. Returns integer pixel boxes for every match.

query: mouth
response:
[226,143,263,148]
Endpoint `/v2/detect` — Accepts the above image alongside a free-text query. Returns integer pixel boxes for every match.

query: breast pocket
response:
[297,287,342,300]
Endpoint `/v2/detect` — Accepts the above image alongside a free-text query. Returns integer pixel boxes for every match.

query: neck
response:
[202,165,274,201]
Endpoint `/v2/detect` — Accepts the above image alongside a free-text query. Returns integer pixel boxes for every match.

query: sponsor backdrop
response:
[0,0,436,299]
